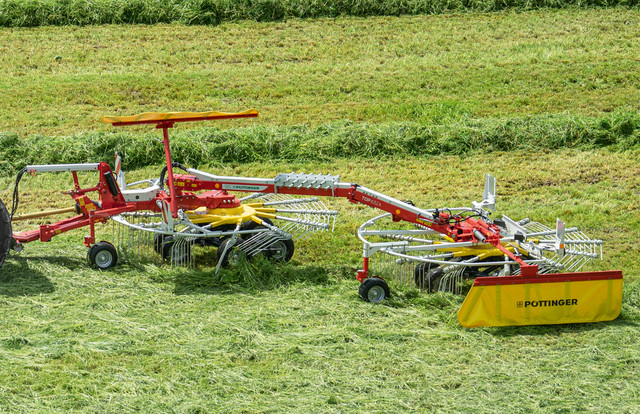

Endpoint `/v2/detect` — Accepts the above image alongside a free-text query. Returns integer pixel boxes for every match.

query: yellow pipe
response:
[12,206,76,221]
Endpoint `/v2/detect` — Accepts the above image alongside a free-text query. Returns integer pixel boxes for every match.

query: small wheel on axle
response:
[199,223,236,247]
[414,263,445,292]
[265,238,295,262]
[161,236,191,265]
[217,237,246,268]
[87,241,118,270]
[153,233,167,254]
[241,219,294,263]
[240,217,274,232]
[359,277,391,303]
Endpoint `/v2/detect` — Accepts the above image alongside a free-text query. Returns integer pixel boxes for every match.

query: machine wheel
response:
[153,233,167,254]
[217,237,246,268]
[240,219,294,262]
[415,263,449,292]
[199,223,236,247]
[414,262,436,290]
[87,241,118,270]
[265,238,295,262]
[240,218,273,231]
[0,197,11,268]
[161,236,191,265]
[359,277,391,303]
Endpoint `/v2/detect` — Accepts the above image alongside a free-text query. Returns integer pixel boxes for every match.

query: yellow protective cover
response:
[458,276,623,328]
[102,109,259,125]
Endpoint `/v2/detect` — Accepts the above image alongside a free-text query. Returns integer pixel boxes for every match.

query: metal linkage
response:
[274,173,340,192]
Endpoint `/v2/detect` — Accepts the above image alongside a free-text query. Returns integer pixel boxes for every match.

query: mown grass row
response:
[0,0,637,27]
[1,112,638,176]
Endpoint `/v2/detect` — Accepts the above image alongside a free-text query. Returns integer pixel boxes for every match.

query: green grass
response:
[1,9,640,137]
[1,112,639,176]
[1,150,639,412]
[0,0,637,27]
[2,6,640,413]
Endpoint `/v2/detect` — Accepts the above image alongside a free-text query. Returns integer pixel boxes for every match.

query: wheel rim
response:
[95,250,113,268]
[228,249,245,266]
[368,285,386,303]
[269,241,287,261]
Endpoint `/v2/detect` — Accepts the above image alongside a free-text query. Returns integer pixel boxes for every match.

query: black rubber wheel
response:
[414,262,435,289]
[161,236,191,265]
[0,197,11,268]
[87,241,118,270]
[265,238,295,262]
[358,277,391,303]
[415,263,448,292]
[240,219,294,262]
[153,233,167,254]
[240,218,273,231]
[216,237,246,268]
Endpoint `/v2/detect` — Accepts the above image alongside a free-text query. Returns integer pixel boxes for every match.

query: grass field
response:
[1,6,640,413]
[1,8,640,137]
[1,150,640,412]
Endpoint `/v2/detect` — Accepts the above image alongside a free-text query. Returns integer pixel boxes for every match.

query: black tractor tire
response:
[358,277,391,303]
[87,241,118,270]
[161,236,191,265]
[0,197,12,268]
[216,237,246,268]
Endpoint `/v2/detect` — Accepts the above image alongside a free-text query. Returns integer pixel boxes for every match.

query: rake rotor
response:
[357,211,603,294]
[108,192,337,270]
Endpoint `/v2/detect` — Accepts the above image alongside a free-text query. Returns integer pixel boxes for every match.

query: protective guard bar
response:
[25,163,101,173]
[458,270,623,327]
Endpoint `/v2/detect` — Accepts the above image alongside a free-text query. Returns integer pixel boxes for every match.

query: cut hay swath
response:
[0,110,623,327]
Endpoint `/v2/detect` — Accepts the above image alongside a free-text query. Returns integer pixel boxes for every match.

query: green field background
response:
[1,0,638,27]
[0,5,639,413]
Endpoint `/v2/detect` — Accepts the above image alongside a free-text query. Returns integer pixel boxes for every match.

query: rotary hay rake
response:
[0,109,623,327]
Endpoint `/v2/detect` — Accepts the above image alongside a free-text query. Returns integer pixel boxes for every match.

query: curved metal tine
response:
[214,222,242,274]
[241,230,278,256]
